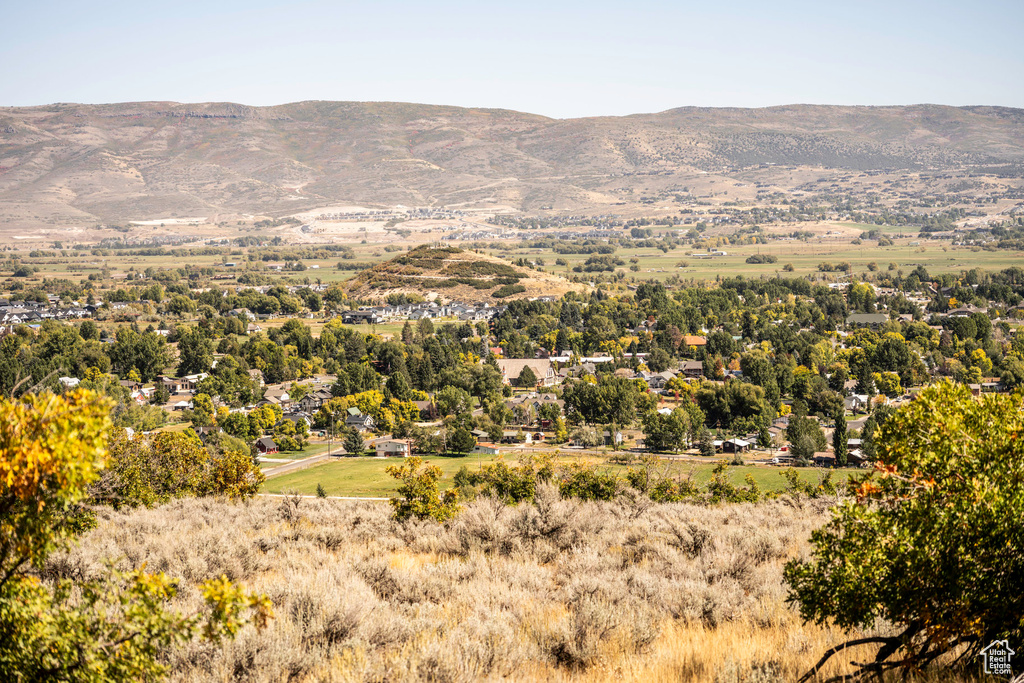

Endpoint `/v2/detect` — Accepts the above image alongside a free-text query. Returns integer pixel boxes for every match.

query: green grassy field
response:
[14,241,397,288]
[489,238,1024,283]
[261,453,860,497]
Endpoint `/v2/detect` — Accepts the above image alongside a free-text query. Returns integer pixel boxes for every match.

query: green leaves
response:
[387,457,461,522]
[0,392,271,681]
[785,381,1024,678]
[99,430,262,509]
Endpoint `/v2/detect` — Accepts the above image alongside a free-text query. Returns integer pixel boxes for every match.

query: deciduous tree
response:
[0,390,270,681]
[786,382,1024,681]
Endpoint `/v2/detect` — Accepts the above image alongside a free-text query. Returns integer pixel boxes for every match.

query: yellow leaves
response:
[350,390,385,415]
[200,575,273,642]
[0,389,113,507]
[209,449,265,499]
[793,365,814,378]
[128,568,180,602]
[83,366,106,382]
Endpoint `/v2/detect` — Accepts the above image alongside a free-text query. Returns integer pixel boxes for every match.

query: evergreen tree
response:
[343,428,364,456]
[385,371,412,401]
[861,414,878,460]
[517,365,538,388]
[698,427,715,457]
[449,426,477,454]
[832,407,848,466]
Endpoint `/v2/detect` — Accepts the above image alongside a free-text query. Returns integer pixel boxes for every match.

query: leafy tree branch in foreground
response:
[0,390,272,681]
[785,381,1024,681]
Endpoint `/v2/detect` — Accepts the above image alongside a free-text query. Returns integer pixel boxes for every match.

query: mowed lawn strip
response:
[262,455,507,497]
[261,454,861,497]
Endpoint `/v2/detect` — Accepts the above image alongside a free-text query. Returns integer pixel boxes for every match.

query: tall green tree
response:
[642,408,691,453]
[435,385,472,417]
[787,415,826,464]
[343,428,365,456]
[516,365,538,388]
[562,375,653,426]
[384,371,412,402]
[176,327,214,377]
[109,328,171,382]
[448,426,477,454]
[832,407,848,467]
[698,427,715,458]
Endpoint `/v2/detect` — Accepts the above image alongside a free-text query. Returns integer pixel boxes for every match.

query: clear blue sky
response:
[2,0,1021,118]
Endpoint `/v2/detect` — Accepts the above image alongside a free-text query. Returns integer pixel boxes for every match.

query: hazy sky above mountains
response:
[3,0,1022,118]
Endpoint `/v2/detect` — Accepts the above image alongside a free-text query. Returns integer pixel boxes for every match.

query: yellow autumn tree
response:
[0,390,271,681]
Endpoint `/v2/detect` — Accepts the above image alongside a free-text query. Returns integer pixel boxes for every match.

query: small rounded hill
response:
[342,245,586,303]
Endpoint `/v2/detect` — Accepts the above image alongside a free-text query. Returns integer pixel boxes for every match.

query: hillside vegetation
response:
[342,245,586,302]
[58,493,860,682]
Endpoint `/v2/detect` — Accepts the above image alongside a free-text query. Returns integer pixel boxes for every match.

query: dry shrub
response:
[55,491,958,682]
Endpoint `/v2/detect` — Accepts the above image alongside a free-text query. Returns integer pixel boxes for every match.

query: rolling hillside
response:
[1,101,1023,228]
[342,245,586,303]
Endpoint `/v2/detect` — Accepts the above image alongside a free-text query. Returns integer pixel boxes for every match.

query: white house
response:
[375,439,412,458]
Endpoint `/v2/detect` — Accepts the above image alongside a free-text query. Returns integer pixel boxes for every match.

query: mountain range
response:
[2,101,1023,228]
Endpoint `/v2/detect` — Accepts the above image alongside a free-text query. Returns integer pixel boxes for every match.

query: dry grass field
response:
[47,493,967,682]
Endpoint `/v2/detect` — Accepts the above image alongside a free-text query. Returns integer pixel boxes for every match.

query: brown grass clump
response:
[46,490,958,682]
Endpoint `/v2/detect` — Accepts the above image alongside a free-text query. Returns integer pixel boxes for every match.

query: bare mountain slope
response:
[1,101,1023,228]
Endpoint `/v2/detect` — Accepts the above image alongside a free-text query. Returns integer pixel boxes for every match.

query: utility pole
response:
[327,412,335,457]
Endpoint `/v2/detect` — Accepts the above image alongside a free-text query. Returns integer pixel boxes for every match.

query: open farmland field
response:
[7,216,1024,300]
[489,235,1024,284]
[8,242,400,286]
[263,454,593,497]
